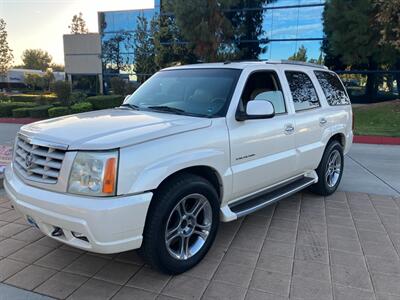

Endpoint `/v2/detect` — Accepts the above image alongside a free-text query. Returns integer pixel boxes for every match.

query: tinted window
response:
[240,72,286,114]
[285,71,320,111]
[315,71,350,105]
[126,69,241,118]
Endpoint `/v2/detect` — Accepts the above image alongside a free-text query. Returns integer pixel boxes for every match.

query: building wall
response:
[64,33,102,74]
[98,0,325,79]
[63,33,103,94]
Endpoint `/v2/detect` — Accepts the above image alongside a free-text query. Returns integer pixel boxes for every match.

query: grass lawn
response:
[353,100,400,137]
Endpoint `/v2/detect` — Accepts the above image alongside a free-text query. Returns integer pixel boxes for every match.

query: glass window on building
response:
[71,75,100,96]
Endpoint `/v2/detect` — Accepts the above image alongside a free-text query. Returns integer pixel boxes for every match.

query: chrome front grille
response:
[14,135,67,184]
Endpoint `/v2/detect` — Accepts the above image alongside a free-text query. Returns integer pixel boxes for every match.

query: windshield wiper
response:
[146,105,208,118]
[146,105,186,114]
[119,103,140,110]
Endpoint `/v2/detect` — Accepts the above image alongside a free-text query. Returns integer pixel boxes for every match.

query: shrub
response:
[12,107,32,118]
[0,93,10,101]
[48,107,70,118]
[51,81,71,106]
[86,95,124,110]
[70,92,88,104]
[125,82,138,95]
[0,102,36,117]
[71,102,93,114]
[9,94,40,103]
[110,77,127,95]
[29,105,53,118]
[8,94,57,104]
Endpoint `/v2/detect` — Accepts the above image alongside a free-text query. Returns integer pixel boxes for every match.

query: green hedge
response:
[48,107,70,118]
[9,94,57,104]
[29,105,53,118]
[12,107,32,118]
[0,102,37,117]
[87,95,124,110]
[71,102,93,114]
[8,94,39,102]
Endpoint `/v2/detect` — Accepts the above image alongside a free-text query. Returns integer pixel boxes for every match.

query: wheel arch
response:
[154,165,223,202]
[329,132,346,148]
[316,132,346,168]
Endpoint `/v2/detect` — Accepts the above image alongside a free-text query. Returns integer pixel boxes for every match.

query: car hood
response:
[20,109,212,150]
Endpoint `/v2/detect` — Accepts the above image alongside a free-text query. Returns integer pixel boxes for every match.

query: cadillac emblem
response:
[25,153,34,169]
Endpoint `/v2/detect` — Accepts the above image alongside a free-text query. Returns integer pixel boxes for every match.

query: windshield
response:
[124,68,241,118]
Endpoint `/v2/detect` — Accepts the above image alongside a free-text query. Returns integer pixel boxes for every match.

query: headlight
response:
[68,151,118,196]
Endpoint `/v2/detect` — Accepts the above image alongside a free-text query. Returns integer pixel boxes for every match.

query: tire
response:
[141,173,220,274]
[310,140,344,196]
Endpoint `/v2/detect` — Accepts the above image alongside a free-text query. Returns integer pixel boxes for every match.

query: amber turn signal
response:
[102,157,117,194]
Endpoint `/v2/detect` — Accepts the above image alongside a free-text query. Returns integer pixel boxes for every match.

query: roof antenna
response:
[223,61,231,65]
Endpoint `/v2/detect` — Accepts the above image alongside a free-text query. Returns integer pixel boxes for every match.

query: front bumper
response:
[4,166,153,254]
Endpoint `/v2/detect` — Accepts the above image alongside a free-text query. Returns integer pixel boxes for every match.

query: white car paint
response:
[4,61,353,253]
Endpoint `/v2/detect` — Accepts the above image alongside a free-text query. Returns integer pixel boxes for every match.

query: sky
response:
[1,0,155,65]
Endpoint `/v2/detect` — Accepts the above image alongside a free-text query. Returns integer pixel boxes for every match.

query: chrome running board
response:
[224,174,317,220]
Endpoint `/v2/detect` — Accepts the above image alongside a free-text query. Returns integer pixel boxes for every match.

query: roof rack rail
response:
[267,60,328,70]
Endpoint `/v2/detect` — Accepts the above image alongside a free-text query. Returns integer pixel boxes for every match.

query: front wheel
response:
[141,174,219,274]
[310,140,344,196]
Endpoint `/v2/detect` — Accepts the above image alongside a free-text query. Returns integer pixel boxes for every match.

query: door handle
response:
[319,118,327,125]
[284,124,295,134]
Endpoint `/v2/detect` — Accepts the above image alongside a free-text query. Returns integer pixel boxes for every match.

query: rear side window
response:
[314,71,350,105]
[285,71,320,111]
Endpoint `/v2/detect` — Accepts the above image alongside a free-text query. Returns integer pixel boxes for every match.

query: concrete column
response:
[99,74,104,95]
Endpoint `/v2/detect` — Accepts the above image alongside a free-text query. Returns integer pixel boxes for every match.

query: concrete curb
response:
[0,117,42,124]
[354,135,400,145]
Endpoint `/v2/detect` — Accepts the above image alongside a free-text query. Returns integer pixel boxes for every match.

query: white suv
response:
[5,61,352,274]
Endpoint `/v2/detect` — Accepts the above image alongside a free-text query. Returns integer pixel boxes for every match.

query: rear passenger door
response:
[284,70,329,172]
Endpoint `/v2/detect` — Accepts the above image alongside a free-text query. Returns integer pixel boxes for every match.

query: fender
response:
[118,145,233,201]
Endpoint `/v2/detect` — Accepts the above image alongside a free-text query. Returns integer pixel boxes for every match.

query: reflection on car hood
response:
[20,109,212,150]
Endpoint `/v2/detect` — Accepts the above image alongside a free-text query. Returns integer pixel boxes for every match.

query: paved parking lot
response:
[1,123,399,299]
[1,189,400,300]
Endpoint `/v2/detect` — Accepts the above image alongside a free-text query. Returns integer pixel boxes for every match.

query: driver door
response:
[227,70,297,199]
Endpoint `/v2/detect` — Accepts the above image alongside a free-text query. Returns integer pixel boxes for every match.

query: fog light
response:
[72,231,89,242]
[51,227,64,237]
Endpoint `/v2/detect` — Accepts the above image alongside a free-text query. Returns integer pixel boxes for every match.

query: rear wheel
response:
[141,174,219,274]
[310,140,344,196]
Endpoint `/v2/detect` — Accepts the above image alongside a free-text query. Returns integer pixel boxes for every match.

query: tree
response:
[51,81,72,107]
[226,0,274,60]
[323,0,388,98]
[376,0,400,51]
[133,15,158,83]
[0,18,13,78]
[102,32,132,73]
[50,64,65,72]
[154,15,197,68]
[43,69,55,91]
[25,73,44,91]
[308,53,325,65]
[21,49,52,70]
[169,0,240,62]
[69,12,89,34]
[375,0,400,93]
[110,77,127,95]
[288,45,308,62]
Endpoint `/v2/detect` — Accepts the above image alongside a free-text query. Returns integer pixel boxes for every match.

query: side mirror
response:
[237,100,275,121]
